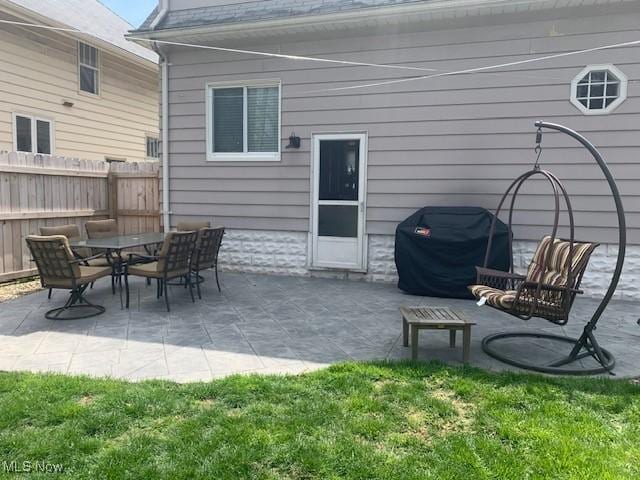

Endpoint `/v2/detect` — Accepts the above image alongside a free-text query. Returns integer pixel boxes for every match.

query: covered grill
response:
[394,206,510,298]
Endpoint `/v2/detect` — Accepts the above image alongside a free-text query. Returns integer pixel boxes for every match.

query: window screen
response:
[15,115,32,152]
[212,87,244,153]
[79,42,99,94]
[247,86,279,152]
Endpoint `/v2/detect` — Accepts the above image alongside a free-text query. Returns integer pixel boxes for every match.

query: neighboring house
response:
[0,0,159,162]
[131,0,640,298]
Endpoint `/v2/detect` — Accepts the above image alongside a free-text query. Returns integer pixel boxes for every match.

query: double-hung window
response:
[207,81,281,161]
[13,114,53,155]
[146,136,160,159]
[79,42,100,95]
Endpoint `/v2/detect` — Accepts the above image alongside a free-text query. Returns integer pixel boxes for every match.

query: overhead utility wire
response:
[129,38,440,72]
[302,39,640,93]
[131,37,568,84]
[0,19,438,73]
[2,18,638,93]
[122,37,640,93]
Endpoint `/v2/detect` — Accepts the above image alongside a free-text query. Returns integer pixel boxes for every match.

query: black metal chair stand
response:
[481,331,615,376]
[45,283,106,320]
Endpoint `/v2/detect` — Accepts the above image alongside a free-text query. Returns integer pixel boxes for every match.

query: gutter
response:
[152,41,171,233]
[127,0,555,41]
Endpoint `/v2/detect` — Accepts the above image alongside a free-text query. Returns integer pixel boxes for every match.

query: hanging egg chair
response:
[469,121,626,375]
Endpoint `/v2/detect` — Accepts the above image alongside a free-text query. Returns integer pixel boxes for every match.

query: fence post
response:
[107,170,118,221]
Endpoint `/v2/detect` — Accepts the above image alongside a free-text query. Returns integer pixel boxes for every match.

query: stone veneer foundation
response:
[217,230,640,300]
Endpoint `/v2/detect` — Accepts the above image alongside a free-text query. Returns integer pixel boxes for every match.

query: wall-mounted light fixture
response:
[286,132,301,149]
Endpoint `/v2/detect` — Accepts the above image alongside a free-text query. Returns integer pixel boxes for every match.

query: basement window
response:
[571,65,627,115]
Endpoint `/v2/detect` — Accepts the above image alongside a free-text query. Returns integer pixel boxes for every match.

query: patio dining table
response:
[70,232,167,253]
[70,232,167,307]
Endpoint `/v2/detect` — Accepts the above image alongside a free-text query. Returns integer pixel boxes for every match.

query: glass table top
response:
[70,232,166,250]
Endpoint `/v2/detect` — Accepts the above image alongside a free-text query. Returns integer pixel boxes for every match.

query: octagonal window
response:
[571,65,627,115]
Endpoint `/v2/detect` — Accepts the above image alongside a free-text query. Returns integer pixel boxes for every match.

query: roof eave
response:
[127,0,547,41]
[0,0,158,69]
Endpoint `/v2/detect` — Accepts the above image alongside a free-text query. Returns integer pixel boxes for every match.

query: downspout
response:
[150,4,170,232]
[160,52,170,232]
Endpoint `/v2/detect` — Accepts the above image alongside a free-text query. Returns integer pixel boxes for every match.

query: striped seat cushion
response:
[526,236,596,288]
[469,285,517,309]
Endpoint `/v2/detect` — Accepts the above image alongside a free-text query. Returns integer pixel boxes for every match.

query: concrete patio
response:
[0,272,639,382]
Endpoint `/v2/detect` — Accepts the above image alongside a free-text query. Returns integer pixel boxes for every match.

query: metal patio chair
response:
[470,236,598,324]
[124,231,198,312]
[40,225,89,257]
[39,224,111,298]
[190,227,225,298]
[177,221,211,231]
[26,235,111,320]
[167,221,213,287]
[85,219,120,240]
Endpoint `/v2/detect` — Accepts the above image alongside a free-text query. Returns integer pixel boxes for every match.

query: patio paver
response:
[0,272,639,382]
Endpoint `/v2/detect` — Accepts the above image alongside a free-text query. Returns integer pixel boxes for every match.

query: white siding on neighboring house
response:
[0,20,159,162]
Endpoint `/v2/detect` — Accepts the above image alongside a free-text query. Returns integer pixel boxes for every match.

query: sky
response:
[101,0,157,28]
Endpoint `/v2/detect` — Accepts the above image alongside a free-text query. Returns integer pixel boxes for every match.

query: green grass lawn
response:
[0,362,638,479]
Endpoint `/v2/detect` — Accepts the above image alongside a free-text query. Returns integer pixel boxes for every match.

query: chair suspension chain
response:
[534,126,543,171]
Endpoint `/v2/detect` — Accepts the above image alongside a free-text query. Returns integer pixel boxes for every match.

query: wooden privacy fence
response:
[0,152,160,282]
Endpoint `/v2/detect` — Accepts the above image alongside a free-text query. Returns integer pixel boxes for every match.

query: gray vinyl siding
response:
[165,7,640,244]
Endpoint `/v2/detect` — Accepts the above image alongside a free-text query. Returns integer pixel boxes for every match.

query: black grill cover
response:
[395,206,510,298]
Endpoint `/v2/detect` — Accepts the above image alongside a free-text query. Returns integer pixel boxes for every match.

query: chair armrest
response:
[127,252,160,262]
[520,281,583,295]
[69,253,107,265]
[144,242,163,256]
[475,267,526,291]
[475,266,526,280]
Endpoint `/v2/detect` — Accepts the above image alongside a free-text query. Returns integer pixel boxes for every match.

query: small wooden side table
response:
[400,306,475,363]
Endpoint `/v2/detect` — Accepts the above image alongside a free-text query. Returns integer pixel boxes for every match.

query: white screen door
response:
[312,133,367,270]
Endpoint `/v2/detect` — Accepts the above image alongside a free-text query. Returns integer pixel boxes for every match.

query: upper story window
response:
[570,65,627,115]
[13,113,53,155]
[206,80,281,162]
[146,136,160,159]
[79,42,100,95]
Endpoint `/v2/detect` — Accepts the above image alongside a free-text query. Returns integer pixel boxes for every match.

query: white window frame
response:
[12,112,55,154]
[205,79,282,162]
[78,41,100,96]
[570,64,627,115]
[146,135,160,160]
